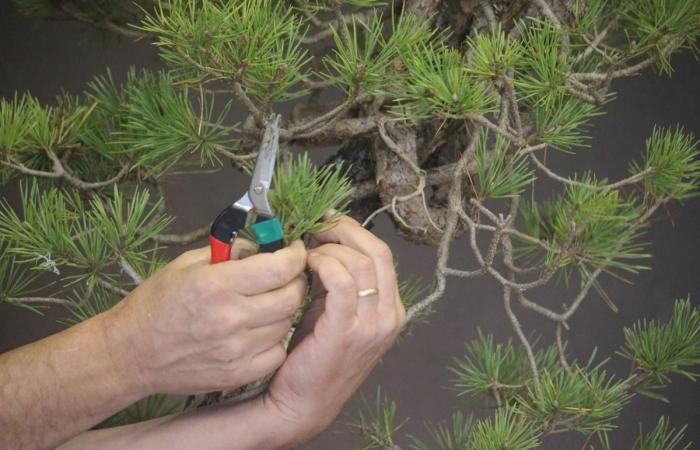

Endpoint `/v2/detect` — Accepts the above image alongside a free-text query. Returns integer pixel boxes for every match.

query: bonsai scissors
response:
[209,114,284,264]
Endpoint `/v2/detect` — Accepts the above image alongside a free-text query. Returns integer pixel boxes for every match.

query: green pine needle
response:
[469,408,540,450]
[0,93,39,153]
[631,126,700,201]
[449,331,558,403]
[410,411,472,450]
[268,153,354,244]
[349,387,407,450]
[114,68,238,175]
[474,133,535,199]
[515,362,631,434]
[632,416,691,450]
[466,27,523,80]
[389,43,496,121]
[140,0,310,101]
[618,297,700,386]
[516,177,648,274]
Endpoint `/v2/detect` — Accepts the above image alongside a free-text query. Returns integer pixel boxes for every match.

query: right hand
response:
[103,240,307,396]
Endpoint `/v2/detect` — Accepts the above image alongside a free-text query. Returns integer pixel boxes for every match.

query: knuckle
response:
[266,263,289,287]
[282,247,305,273]
[333,273,356,297]
[281,287,304,316]
[353,256,375,279]
[215,341,243,363]
[316,257,356,296]
[373,241,393,264]
[223,309,247,331]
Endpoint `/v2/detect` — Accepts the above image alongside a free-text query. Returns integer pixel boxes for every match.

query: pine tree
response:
[2,0,700,447]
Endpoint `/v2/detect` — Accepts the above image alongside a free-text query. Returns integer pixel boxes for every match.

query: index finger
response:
[211,240,307,295]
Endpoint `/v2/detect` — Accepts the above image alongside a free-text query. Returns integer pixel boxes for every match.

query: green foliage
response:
[323,10,439,99]
[99,394,183,428]
[530,92,602,151]
[473,134,535,199]
[396,271,427,337]
[0,93,39,153]
[518,179,648,273]
[389,43,496,121]
[115,68,237,174]
[515,362,631,434]
[0,240,41,313]
[30,93,95,152]
[89,186,171,266]
[469,408,540,450]
[6,0,700,442]
[515,20,571,105]
[618,297,700,389]
[322,13,393,95]
[351,388,406,450]
[397,273,426,312]
[569,0,615,38]
[0,92,95,161]
[597,416,692,450]
[466,27,523,80]
[619,0,700,73]
[449,332,558,403]
[410,411,472,450]
[631,416,691,450]
[268,153,354,243]
[0,181,170,287]
[515,20,602,150]
[412,408,540,450]
[140,0,309,101]
[631,126,700,201]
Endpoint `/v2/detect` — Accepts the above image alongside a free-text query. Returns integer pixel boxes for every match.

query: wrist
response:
[97,296,155,400]
[259,391,335,449]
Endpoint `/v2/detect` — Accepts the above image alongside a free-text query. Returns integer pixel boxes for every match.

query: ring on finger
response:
[358,287,379,298]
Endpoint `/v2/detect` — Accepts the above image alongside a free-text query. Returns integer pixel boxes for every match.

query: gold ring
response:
[357,287,379,298]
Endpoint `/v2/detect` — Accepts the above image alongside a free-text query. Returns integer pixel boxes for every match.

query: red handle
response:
[209,235,232,264]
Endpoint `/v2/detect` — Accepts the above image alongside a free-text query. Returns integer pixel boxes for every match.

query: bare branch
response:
[556,323,572,373]
[152,225,210,245]
[529,152,654,191]
[504,283,543,397]
[5,296,78,307]
[571,36,683,81]
[120,258,144,285]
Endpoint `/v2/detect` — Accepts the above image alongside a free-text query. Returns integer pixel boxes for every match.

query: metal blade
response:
[248,114,281,217]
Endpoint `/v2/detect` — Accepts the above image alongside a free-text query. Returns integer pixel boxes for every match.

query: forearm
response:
[0,304,148,450]
[58,395,315,450]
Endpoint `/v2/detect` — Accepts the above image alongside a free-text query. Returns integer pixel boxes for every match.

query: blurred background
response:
[0,2,698,448]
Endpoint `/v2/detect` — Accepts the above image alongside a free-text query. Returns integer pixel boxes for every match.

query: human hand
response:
[261,215,406,444]
[104,240,307,396]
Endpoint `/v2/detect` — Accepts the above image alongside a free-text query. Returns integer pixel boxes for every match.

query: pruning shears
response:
[209,114,284,264]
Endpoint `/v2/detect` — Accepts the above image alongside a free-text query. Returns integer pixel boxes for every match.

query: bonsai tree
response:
[2,0,699,447]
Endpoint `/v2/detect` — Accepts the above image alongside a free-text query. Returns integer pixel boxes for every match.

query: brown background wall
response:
[1,2,698,448]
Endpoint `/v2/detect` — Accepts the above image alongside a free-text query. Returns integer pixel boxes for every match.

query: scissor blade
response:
[248,114,281,217]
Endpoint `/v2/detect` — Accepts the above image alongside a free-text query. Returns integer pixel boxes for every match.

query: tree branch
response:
[5,296,78,307]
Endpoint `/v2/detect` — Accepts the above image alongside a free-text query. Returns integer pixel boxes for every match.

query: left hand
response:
[261,214,406,444]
